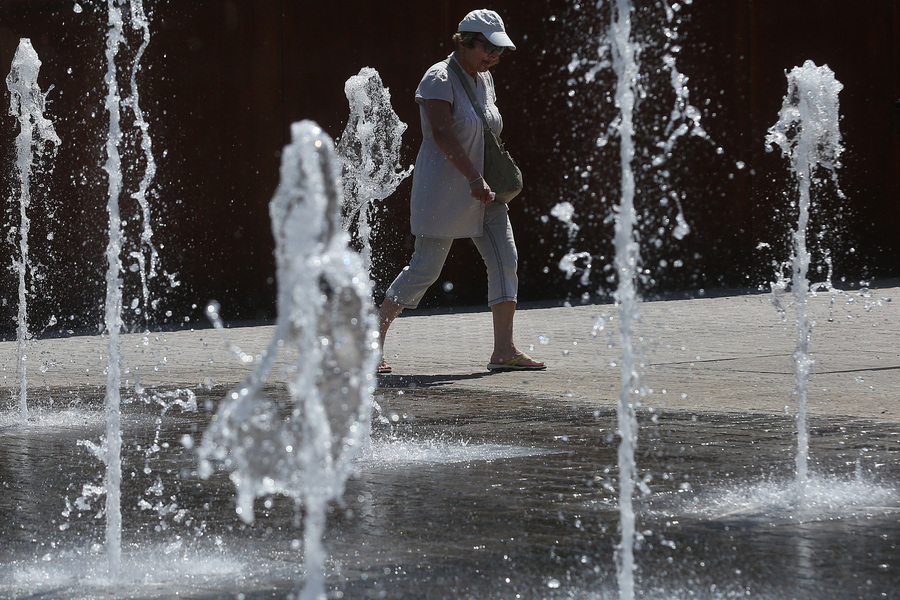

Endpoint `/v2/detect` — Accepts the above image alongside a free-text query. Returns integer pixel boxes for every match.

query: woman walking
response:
[378,9,545,374]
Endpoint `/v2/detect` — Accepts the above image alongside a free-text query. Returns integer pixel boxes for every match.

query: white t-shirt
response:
[410,55,507,238]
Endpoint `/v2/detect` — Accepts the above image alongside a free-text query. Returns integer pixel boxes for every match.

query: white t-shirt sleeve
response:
[415,64,454,105]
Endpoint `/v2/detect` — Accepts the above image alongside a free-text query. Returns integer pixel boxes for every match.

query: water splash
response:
[555,202,592,286]
[205,300,256,365]
[336,67,412,273]
[551,201,580,239]
[559,251,593,286]
[136,389,198,531]
[199,121,378,600]
[559,0,705,297]
[6,38,60,418]
[652,52,708,169]
[766,60,843,496]
[125,0,159,331]
[683,474,899,523]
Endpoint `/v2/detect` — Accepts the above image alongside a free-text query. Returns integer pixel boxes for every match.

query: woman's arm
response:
[424,98,494,204]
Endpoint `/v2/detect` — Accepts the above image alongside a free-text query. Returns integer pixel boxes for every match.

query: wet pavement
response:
[0,285,899,599]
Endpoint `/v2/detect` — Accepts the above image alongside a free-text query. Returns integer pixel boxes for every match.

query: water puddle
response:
[0,386,897,599]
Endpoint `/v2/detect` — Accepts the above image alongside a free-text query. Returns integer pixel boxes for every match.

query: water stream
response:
[101,0,127,577]
[604,2,704,597]
[6,38,60,419]
[608,2,640,597]
[766,61,844,496]
[125,0,159,331]
[199,121,378,600]
[96,0,159,577]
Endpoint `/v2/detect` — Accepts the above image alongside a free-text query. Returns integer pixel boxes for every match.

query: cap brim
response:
[486,31,516,51]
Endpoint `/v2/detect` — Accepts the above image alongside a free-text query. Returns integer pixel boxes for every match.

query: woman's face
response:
[460,34,502,72]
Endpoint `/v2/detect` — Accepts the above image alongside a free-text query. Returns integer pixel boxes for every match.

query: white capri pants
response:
[386,202,518,309]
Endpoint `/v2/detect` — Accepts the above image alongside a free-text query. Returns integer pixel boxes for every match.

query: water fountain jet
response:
[593,2,706,597]
[101,0,127,577]
[199,120,377,600]
[6,38,60,419]
[98,0,160,577]
[607,2,641,597]
[767,60,844,497]
[336,67,413,275]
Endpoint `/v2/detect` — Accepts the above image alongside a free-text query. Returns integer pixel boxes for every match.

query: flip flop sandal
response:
[487,352,546,372]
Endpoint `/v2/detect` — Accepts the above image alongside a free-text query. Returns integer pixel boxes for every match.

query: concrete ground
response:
[1,284,898,600]
[2,284,897,422]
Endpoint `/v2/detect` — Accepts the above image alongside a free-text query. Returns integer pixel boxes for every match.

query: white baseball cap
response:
[458,9,516,51]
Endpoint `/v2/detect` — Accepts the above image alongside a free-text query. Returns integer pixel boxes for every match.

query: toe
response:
[517,356,544,367]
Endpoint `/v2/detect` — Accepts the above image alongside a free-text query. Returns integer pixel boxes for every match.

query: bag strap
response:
[445,57,493,134]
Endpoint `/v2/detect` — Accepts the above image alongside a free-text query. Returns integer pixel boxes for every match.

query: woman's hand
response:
[425,99,495,203]
[469,176,495,204]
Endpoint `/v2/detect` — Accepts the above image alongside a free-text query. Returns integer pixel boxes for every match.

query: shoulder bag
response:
[446,58,523,203]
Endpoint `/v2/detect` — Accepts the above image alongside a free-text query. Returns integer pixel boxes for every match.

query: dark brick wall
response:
[0,1,896,336]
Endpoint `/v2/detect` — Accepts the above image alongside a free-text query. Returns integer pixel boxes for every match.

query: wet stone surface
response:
[0,385,898,599]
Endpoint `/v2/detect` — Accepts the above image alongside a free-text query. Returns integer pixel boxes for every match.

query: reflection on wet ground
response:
[0,385,898,599]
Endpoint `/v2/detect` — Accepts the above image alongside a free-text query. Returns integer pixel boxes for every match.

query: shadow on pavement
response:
[377,372,491,388]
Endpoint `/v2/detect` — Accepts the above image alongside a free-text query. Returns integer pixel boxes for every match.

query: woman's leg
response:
[378,235,452,370]
[473,204,544,368]
[488,300,543,367]
[377,298,404,370]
